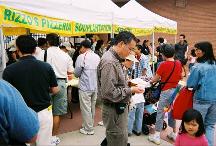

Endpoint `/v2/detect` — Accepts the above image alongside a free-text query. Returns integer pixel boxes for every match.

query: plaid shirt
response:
[134,54,145,78]
[134,53,153,78]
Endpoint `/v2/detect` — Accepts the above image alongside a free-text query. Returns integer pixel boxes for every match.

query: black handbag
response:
[144,61,176,104]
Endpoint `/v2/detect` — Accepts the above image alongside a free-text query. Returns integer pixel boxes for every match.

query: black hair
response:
[106,38,115,51]
[160,44,175,58]
[114,31,136,46]
[136,45,143,50]
[180,34,186,39]
[158,37,164,44]
[95,40,104,51]
[46,33,60,46]
[195,41,216,64]
[190,49,196,57]
[142,40,150,55]
[37,38,47,47]
[59,45,66,50]
[16,35,37,54]
[142,40,149,46]
[180,109,205,137]
[80,40,92,49]
[72,45,81,67]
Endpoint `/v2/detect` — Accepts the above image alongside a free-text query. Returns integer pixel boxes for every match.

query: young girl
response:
[175,109,208,146]
[188,49,196,71]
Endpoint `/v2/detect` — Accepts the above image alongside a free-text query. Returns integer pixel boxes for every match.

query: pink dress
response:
[174,133,208,146]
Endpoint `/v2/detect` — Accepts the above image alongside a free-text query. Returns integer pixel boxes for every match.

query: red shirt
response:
[175,133,208,146]
[156,60,182,91]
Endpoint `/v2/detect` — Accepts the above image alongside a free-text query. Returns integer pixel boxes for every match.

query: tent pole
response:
[0,26,6,78]
[152,31,155,75]
[26,28,30,35]
[111,12,114,38]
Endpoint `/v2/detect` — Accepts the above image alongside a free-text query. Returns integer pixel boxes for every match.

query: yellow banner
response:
[114,25,153,36]
[30,29,86,37]
[0,6,73,36]
[74,22,112,34]
[3,27,27,36]
[154,26,177,35]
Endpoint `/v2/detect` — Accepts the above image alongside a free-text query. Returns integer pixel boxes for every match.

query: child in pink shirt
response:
[175,109,208,146]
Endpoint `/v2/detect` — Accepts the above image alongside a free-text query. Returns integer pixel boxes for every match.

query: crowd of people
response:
[0,31,216,146]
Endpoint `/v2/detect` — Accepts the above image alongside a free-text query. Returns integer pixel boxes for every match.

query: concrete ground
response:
[58,126,172,146]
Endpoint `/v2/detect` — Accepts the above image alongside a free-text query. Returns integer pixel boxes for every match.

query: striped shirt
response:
[97,48,132,103]
[134,53,153,78]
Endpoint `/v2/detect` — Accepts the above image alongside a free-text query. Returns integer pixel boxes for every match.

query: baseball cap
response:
[61,42,72,51]
[125,54,138,62]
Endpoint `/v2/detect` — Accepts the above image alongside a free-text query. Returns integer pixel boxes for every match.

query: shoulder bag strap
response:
[160,61,176,88]
[44,50,47,62]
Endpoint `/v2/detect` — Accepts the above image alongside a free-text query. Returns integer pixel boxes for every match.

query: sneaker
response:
[167,132,177,141]
[132,130,141,136]
[128,133,132,137]
[51,136,61,145]
[98,121,104,126]
[79,128,94,135]
[148,134,161,145]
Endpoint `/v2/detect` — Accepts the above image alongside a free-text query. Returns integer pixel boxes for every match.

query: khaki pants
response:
[102,103,128,146]
[32,107,53,146]
[79,90,97,132]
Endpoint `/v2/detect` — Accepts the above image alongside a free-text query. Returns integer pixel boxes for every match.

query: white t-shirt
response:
[37,46,74,78]
[33,47,43,58]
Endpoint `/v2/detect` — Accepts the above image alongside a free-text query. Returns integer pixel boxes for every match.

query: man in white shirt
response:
[37,33,74,145]
[33,38,48,58]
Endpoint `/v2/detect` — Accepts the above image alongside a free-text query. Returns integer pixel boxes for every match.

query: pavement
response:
[58,125,172,146]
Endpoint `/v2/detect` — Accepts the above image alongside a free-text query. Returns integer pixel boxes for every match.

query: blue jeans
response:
[155,88,176,132]
[193,102,216,146]
[128,102,144,134]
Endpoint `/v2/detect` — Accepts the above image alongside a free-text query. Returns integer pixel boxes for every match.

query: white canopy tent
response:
[0,0,114,24]
[66,0,154,36]
[119,0,177,34]
[118,0,177,74]
[0,0,113,77]
[0,0,178,76]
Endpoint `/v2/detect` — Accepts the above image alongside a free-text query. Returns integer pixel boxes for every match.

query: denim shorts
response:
[51,80,67,116]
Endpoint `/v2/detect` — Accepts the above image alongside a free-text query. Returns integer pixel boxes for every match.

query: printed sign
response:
[0,6,73,35]
[74,22,112,34]
[114,25,153,36]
